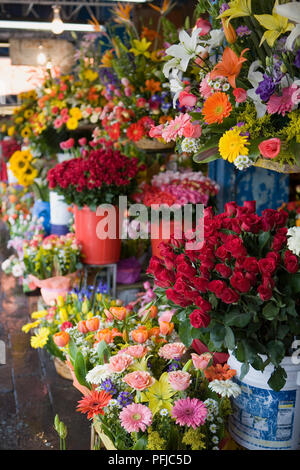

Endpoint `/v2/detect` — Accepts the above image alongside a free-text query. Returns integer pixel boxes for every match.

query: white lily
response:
[163,57,181,78]
[200,29,225,53]
[275,2,300,50]
[169,69,185,108]
[246,60,267,118]
[165,28,204,73]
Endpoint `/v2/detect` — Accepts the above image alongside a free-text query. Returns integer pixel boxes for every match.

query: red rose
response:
[245,271,257,287]
[240,213,261,233]
[257,285,272,301]
[194,297,212,313]
[215,245,231,261]
[224,202,237,216]
[215,263,232,278]
[189,309,211,328]
[193,277,210,292]
[209,280,227,298]
[258,258,277,277]
[166,288,192,307]
[266,251,281,266]
[243,201,256,212]
[258,138,281,159]
[221,288,240,304]
[225,237,247,258]
[243,257,259,273]
[230,272,251,293]
[284,251,299,274]
[177,261,197,279]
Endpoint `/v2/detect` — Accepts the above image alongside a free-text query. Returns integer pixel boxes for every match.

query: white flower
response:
[275,2,300,51]
[181,138,201,154]
[165,28,204,74]
[85,364,112,384]
[169,69,185,107]
[12,263,24,277]
[287,227,300,256]
[163,58,181,78]
[1,258,11,271]
[160,408,169,416]
[200,29,225,54]
[208,379,241,398]
[234,155,254,171]
[212,446,219,450]
[212,436,219,444]
[247,61,267,118]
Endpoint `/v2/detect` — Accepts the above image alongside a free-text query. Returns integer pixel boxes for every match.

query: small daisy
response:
[210,424,217,433]
[208,379,241,398]
[212,436,219,444]
[160,408,169,417]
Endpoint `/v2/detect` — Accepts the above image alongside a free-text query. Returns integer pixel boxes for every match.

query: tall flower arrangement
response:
[149,0,300,171]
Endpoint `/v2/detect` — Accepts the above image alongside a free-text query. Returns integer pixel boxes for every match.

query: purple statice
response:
[236,25,251,37]
[219,3,229,14]
[167,361,181,372]
[99,379,117,396]
[117,391,134,407]
[295,50,300,69]
[256,74,276,102]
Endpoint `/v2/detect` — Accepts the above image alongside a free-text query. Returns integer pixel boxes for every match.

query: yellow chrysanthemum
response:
[30,327,50,349]
[69,107,82,120]
[31,310,48,319]
[66,117,78,130]
[7,126,15,136]
[22,320,41,333]
[219,128,249,162]
[83,69,98,82]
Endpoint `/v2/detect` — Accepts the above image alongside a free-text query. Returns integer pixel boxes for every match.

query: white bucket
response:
[50,190,71,226]
[228,353,300,450]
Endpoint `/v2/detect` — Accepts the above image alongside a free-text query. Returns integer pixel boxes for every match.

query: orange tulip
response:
[77,320,89,334]
[53,331,69,347]
[131,327,149,344]
[96,328,114,344]
[110,306,128,321]
[111,327,123,338]
[221,18,237,44]
[86,317,100,332]
[148,327,160,338]
[210,47,248,88]
[159,321,174,336]
[149,305,158,319]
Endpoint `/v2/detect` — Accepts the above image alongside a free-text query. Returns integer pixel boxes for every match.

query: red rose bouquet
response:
[47,140,139,209]
[147,201,300,391]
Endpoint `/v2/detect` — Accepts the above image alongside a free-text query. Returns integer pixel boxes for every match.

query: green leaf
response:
[258,231,271,254]
[262,302,280,321]
[240,362,250,380]
[74,351,90,388]
[132,436,148,450]
[224,326,235,350]
[178,319,193,347]
[67,337,78,365]
[97,340,111,365]
[193,147,219,164]
[224,311,251,328]
[267,340,285,367]
[210,322,226,349]
[251,355,264,371]
[267,366,287,392]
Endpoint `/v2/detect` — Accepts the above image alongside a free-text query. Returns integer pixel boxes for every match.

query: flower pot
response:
[49,190,71,235]
[135,138,175,152]
[54,357,73,380]
[227,353,300,450]
[74,205,121,265]
[28,272,79,306]
[254,159,300,174]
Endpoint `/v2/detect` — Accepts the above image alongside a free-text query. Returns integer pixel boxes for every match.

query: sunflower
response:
[202,92,232,124]
[21,127,32,138]
[218,128,249,162]
[24,109,34,119]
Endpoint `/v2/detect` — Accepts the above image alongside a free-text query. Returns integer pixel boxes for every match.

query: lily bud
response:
[222,18,237,44]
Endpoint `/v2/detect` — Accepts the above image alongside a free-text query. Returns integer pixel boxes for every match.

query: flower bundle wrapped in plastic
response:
[149,0,300,171]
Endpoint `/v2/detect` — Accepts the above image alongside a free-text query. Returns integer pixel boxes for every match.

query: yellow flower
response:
[21,127,32,138]
[31,310,48,319]
[15,117,24,124]
[30,327,50,349]
[1,124,6,132]
[7,126,15,136]
[22,320,41,333]
[82,299,89,315]
[83,69,98,82]
[66,117,78,130]
[59,308,69,323]
[101,50,114,68]
[254,1,295,47]
[219,128,249,163]
[129,38,152,58]
[24,109,34,119]
[140,372,175,415]
[218,0,252,24]
[70,107,82,120]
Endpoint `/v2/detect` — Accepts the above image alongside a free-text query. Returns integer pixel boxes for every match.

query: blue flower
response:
[117,391,134,407]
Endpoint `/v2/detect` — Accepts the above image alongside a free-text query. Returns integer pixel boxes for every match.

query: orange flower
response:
[159,321,174,336]
[202,92,232,124]
[145,79,161,95]
[77,390,111,419]
[53,331,69,347]
[77,320,89,334]
[159,115,173,125]
[221,19,237,44]
[86,317,100,332]
[148,327,160,338]
[131,326,149,344]
[149,0,172,15]
[149,305,158,318]
[113,3,133,24]
[141,26,160,41]
[204,363,236,382]
[110,306,128,321]
[210,47,248,88]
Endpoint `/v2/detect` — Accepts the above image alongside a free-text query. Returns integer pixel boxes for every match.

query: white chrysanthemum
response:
[208,379,241,398]
[287,227,300,256]
[204,398,219,414]
[181,138,201,154]
[86,364,112,384]
[233,155,253,171]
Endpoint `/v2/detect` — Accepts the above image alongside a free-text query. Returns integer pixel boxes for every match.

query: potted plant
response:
[147,200,300,450]
[47,139,139,265]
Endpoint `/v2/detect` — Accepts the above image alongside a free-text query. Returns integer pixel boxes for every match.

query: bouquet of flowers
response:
[47,139,139,209]
[149,0,300,171]
[23,233,82,280]
[46,287,240,450]
[147,200,300,391]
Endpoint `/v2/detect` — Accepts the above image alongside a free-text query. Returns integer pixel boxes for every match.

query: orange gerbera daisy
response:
[204,364,236,382]
[210,47,249,88]
[202,92,232,124]
[145,79,161,94]
[77,390,112,419]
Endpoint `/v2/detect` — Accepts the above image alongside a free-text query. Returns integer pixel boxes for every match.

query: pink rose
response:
[182,122,202,139]
[168,371,191,391]
[196,17,212,36]
[233,88,247,103]
[179,90,197,108]
[158,342,187,360]
[123,371,155,391]
[78,137,87,146]
[191,352,212,370]
[258,138,281,159]
[125,345,149,358]
[54,118,63,129]
[108,354,133,373]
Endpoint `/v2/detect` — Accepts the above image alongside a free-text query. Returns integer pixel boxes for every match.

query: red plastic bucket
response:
[74,205,121,265]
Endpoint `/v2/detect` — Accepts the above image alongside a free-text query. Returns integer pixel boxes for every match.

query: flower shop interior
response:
[0,0,300,455]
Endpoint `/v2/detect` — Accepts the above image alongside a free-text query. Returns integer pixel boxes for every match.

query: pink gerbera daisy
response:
[171,397,207,429]
[120,403,152,433]
[161,113,191,142]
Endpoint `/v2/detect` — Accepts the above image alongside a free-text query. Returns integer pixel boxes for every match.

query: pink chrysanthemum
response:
[171,397,207,429]
[120,403,152,433]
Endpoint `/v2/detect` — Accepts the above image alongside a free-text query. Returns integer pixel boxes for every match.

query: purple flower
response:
[117,391,134,407]
[219,3,229,14]
[236,25,251,37]
[256,74,276,102]
[167,361,181,372]
[99,379,117,395]
[295,50,300,69]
